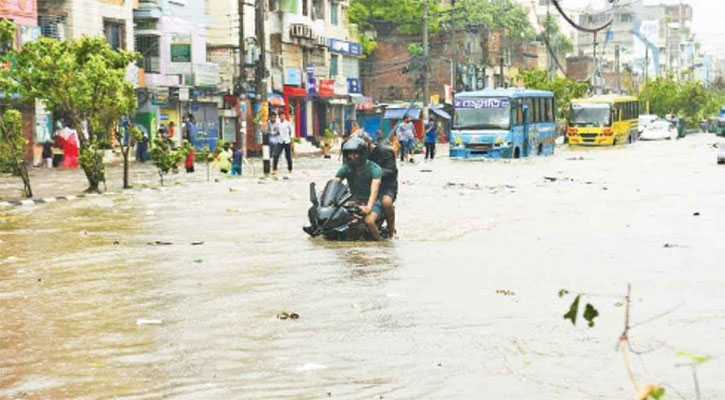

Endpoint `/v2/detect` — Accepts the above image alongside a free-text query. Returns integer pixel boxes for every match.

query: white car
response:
[638,114,659,134]
[639,119,676,141]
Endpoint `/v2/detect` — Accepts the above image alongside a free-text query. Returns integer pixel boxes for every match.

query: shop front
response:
[283,85,307,138]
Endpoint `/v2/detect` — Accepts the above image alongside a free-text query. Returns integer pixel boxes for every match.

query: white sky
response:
[576,0,725,56]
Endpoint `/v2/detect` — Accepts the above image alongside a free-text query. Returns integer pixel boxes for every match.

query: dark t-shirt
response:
[368,145,398,189]
[232,150,243,165]
[335,160,382,201]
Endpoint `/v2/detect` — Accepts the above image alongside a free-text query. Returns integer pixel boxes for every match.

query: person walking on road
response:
[424,121,437,160]
[214,142,232,174]
[231,144,243,175]
[268,112,282,175]
[396,115,416,163]
[275,114,294,174]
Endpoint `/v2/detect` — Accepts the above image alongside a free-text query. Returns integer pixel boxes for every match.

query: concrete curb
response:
[0,187,166,209]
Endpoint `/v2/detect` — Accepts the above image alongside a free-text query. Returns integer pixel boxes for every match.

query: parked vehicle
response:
[708,117,725,136]
[450,88,556,159]
[568,95,640,146]
[639,119,676,141]
[638,114,659,134]
[303,180,386,241]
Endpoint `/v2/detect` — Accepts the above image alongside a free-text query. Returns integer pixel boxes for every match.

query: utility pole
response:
[238,0,246,155]
[423,0,430,123]
[450,0,457,99]
[547,2,554,81]
[645,46,650,114]
[255,0,269,175]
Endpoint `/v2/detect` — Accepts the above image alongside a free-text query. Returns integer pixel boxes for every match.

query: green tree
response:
[542,14,573,55]
[0,110,32,198]
[3,35,139,193]
[444,0,535,40]
[519,70,590,120]
[150,137,188,186]
[0,20,32,197]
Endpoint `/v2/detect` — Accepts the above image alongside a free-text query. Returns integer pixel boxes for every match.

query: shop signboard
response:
[194,63,219,88]
[347,78,361,94]
[318,79,334,97]
[329,39,362,57]
[151,87,170,106]
[170,33,191,63]
[333,75,348,95]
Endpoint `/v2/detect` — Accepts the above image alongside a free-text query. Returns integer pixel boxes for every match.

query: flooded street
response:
[2,135,725,399]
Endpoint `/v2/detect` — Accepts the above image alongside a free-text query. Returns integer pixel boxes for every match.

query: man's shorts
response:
[371,199,383,216]
[379,185,398,202]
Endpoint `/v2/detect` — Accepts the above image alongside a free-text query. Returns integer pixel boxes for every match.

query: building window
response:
[39,15,67,41]
[331,4,338,25]
[269,0,279,12]
[620,13,632,23]
[135,35,160,73]
[104,19,125,51]
[330,54,339,77]
[302,0,308,16]
[312,0,324,21]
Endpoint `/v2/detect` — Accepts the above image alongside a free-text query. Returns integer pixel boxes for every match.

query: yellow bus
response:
[567,96,639,146]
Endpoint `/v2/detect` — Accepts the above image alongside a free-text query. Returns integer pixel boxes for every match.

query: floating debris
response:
[136,319,163,326]
[496,289,515,296]
[190,241,205,246]
[146,241,172,246]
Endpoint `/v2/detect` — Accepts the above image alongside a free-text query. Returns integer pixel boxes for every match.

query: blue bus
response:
[449,88,557,159]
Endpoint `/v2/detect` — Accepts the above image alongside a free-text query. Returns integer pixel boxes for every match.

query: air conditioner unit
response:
[302,25,312,38]
[291,24,304,38]
[316,36,328,47]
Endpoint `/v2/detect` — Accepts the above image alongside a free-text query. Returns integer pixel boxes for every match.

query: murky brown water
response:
[2,136,725,399]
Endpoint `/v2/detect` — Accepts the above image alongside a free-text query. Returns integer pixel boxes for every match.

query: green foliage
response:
[648,386,666,400]
[676,350,712,365]
[563,294,580,326]
[519,70,590,120]
[407,43,423,56]
[641,74,720,127]
[443,0,535,40]
[560,292,600,328]
[150,137,187,186]
[0,19,15,45]
[0,109,32,197]
[542,14,573,55]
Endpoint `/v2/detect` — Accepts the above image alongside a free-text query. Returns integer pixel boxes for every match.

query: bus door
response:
[522,103,530,158]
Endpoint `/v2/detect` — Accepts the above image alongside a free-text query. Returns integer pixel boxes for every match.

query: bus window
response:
[538,98,545,123]
[515,100,523,125]
[545,98,553,122]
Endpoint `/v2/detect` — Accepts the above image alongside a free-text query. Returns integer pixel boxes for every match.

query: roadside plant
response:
[0,109,32,198]
[150,137,187,186]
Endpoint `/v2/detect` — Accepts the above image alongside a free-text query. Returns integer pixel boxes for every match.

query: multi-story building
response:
[134,0,219,147]
[573,2,695,91]
[37,0,134,49]
[267,0,363,139]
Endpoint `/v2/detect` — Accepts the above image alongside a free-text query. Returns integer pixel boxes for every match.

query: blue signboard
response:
[306,64,316,95]
[285,67,302,86]
[348,78,361,94]
[329,39,362,57]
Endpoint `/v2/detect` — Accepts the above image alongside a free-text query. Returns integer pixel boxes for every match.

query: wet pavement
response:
[1,135,724,399]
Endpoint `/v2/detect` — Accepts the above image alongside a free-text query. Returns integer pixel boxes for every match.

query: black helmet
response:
[342,137,368,169]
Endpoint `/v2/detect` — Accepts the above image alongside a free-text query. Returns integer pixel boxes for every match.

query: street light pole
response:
[255,0,269,175]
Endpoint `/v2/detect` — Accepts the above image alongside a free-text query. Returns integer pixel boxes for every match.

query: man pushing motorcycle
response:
[335,137,384,241]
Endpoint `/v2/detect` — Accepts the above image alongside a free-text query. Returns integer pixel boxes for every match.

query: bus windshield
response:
[454,98,511,130]
[570,103,611,127]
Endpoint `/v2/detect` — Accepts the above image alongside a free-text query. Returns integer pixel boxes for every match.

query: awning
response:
[384,108,421,120]
[431,107,451,120]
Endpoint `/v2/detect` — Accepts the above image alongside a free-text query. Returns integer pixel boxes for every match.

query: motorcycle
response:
[303,180,386,240]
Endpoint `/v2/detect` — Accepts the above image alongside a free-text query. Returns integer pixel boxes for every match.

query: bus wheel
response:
[514,147,521,159]
[628,135,633,144]
[537,143,543,155]
[612,139,618,146]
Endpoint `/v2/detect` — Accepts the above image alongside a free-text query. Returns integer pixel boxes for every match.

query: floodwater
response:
[1,136,724,399]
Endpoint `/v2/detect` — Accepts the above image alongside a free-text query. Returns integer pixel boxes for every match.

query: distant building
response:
[133,0,219,147]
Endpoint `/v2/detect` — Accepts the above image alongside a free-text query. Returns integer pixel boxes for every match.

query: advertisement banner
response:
[333,75,348,95]
[318,79,334,97]
[347,78,361,94]
[329,39,362,57]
